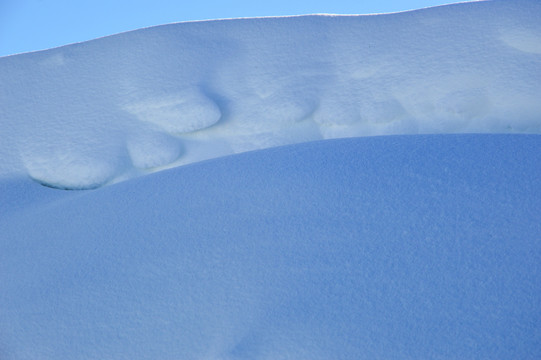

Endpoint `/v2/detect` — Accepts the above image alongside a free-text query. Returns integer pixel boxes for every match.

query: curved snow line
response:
[0,0,540,189]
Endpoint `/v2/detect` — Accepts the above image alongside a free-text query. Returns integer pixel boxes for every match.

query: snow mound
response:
[1,135,540,359]
[123,88,222,133]
[126,129,184,169]
[0,0,540,189]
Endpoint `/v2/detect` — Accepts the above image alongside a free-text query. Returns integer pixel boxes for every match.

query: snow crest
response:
[0,0,540,189]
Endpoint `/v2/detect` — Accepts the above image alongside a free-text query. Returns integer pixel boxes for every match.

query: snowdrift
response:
[1,135,540,359]
[1,0,541,359]
[0,0,540,189]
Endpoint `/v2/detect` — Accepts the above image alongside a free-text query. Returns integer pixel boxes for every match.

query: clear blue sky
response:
[1,0,466,57]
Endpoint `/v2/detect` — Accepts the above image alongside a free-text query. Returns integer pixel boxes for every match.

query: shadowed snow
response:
[1,135,540,359]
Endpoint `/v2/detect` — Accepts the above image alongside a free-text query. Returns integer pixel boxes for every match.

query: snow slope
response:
[1,0,541,359]
[1,135,540,359]
[0,0,540,189]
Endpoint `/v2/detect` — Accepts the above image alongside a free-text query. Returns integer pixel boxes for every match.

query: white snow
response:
[0,1,540,359]
[0,0,540,189]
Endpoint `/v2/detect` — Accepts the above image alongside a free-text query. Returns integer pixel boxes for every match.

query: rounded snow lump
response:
[124,89,222,134]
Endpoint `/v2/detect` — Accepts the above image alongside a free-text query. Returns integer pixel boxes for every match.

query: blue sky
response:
[1,0,466,57]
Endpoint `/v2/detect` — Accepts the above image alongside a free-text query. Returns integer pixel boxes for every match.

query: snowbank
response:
[0,0,540,189]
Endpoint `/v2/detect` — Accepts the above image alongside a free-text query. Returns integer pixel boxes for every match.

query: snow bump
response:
[127,130,184,169]
[124,88,222,134]
[23,152,123,190]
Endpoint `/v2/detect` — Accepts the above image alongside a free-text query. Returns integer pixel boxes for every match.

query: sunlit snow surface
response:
[1,0,541,359]
[1,0,540,189]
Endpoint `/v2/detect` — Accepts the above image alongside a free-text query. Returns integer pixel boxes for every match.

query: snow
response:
[0,0,540,359]
[1,0,540,189]
[1,135,540,359]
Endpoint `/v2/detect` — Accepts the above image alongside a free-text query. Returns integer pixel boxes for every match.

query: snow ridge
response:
[0,0,540,189]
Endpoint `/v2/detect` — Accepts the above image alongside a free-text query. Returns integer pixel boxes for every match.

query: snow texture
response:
[0,1,541,359]
[1,135,540,359]
[0,0,540,189]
